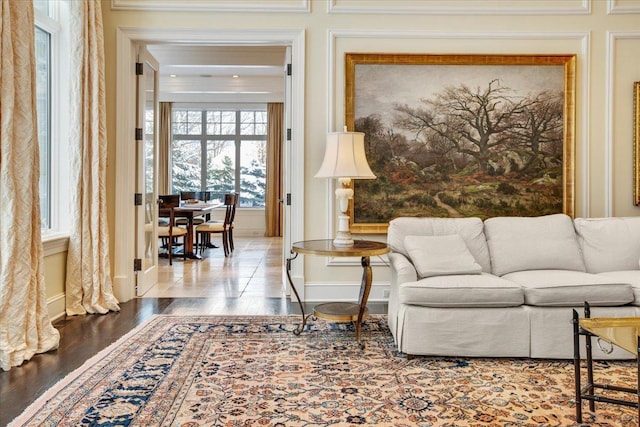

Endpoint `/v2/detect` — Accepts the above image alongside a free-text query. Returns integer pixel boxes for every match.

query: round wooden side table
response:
[285,239,389,348]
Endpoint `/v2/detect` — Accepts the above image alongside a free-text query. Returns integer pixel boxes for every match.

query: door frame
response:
[112,27,306,302]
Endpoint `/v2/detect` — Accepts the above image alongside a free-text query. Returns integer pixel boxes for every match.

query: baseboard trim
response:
[48,293,66,322]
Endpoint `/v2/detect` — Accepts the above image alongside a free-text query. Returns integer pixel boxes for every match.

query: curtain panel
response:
[64,0,120,315]
[0,1,60,371]
[265,103,284,237]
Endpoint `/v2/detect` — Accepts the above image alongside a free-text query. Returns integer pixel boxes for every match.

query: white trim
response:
[304,282,389,303]
[47,293,66,322]
[111,0,310,12]
[327,29,590,229]
[605,31,640,216]
[327,0,591,15]
[114,27,305,302]
[326,254,389,267]
[42,234,69,256]
[607,0,640,14]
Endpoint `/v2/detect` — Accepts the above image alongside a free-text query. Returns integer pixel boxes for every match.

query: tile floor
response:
[142,236,285,299]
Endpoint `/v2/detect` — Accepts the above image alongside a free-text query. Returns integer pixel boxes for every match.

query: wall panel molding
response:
[605,31,640,216]
[111,0,310,13]
[326,30,591,236]
[328,0,590,15]
[607,0,640,14]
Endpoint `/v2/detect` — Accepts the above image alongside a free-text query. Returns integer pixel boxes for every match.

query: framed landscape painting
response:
[345,53,576,234]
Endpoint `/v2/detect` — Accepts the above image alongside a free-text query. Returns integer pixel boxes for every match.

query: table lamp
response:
[315,127,376,246]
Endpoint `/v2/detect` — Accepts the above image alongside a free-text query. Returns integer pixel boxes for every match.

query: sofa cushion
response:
[398,273,524,308]
[404,234,482,278]
[597,271,640,306]
[502,270,634,307]
[484,214,585,276]
[388,217,491,272]
[573,217,640,273]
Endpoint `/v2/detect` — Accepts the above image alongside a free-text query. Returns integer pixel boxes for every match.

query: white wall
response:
[100,0,640,302]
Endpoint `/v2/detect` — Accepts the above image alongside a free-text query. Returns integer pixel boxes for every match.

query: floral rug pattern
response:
[10,315,638,426]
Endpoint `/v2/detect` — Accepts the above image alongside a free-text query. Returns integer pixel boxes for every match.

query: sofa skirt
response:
[526,305,640,359]
[390,305,530,358]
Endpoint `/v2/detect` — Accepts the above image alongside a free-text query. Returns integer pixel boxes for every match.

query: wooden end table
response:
[285,239,389,348]
[572,303,640,425]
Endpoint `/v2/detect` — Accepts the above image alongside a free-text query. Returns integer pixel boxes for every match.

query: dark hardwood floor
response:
[0,240,387,426]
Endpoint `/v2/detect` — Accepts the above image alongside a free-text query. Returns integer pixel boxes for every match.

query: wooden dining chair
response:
[227,192,239,253]
[177,191,206,227]
[158,195,188,265]
[194,193,236,257]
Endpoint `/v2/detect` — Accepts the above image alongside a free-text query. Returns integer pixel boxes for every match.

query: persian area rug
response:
[10,315,638,427]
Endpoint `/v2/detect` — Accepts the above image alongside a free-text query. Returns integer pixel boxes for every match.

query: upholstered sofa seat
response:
[501,270,634,307]
[398,273,524,308]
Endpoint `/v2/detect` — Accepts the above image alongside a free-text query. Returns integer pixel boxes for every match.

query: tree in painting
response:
[354,77,564,222]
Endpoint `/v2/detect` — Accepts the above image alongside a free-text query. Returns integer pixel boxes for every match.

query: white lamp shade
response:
[315,131,376,179]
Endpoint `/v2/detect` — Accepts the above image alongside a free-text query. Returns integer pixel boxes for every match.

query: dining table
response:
[160,201,222,260]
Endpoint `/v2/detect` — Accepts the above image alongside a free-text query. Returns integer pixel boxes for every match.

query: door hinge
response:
[286,63,292,76]
[286,193,291,206]
[134,258,142,272]
[134,193,142,206]
[286,128,292,141]
[135,128,143,140]
[135,62,143,75]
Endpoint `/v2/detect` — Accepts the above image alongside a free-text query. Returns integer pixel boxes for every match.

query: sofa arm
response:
[388,252,418,286]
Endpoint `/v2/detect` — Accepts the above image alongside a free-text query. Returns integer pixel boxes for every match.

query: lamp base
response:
[333,214,354,246]
[333,236,354,247]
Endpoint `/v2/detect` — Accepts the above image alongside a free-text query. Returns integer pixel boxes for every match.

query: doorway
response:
[113,28,305,303]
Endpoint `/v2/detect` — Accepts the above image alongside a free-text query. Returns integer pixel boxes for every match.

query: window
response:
[34,25,51,228]
[34,1,70,237]
[171,107,267,207]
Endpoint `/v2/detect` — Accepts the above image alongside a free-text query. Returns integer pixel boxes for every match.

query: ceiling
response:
[146,45,287,104]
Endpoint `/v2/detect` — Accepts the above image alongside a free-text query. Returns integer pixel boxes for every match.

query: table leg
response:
[286,252,308,335]
[585,312,595,413]
[184,213,202,260]
[355,255,373,349]
[572,309,583,424]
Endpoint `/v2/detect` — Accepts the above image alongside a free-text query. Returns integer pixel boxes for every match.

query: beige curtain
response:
[65,0,120,316]
[0,2,60,371]
[265,103,284,237]
[159,102,172,195]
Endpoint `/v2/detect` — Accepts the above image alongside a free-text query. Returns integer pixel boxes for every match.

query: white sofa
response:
[387,214,640,359]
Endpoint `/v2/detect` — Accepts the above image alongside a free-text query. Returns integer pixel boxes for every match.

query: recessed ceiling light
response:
[232,74,239,78]
[169,74,177,78]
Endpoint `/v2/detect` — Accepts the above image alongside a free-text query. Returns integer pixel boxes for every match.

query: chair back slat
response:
[159,194,181,209]
[222,193,236,227]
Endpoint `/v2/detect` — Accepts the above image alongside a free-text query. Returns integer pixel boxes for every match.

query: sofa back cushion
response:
[573,217,640,273]
[484,214,585,276]
[388,217,491,272]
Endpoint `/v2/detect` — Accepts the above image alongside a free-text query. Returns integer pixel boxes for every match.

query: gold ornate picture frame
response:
[345,53,576,234]
[634,81,640,206]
